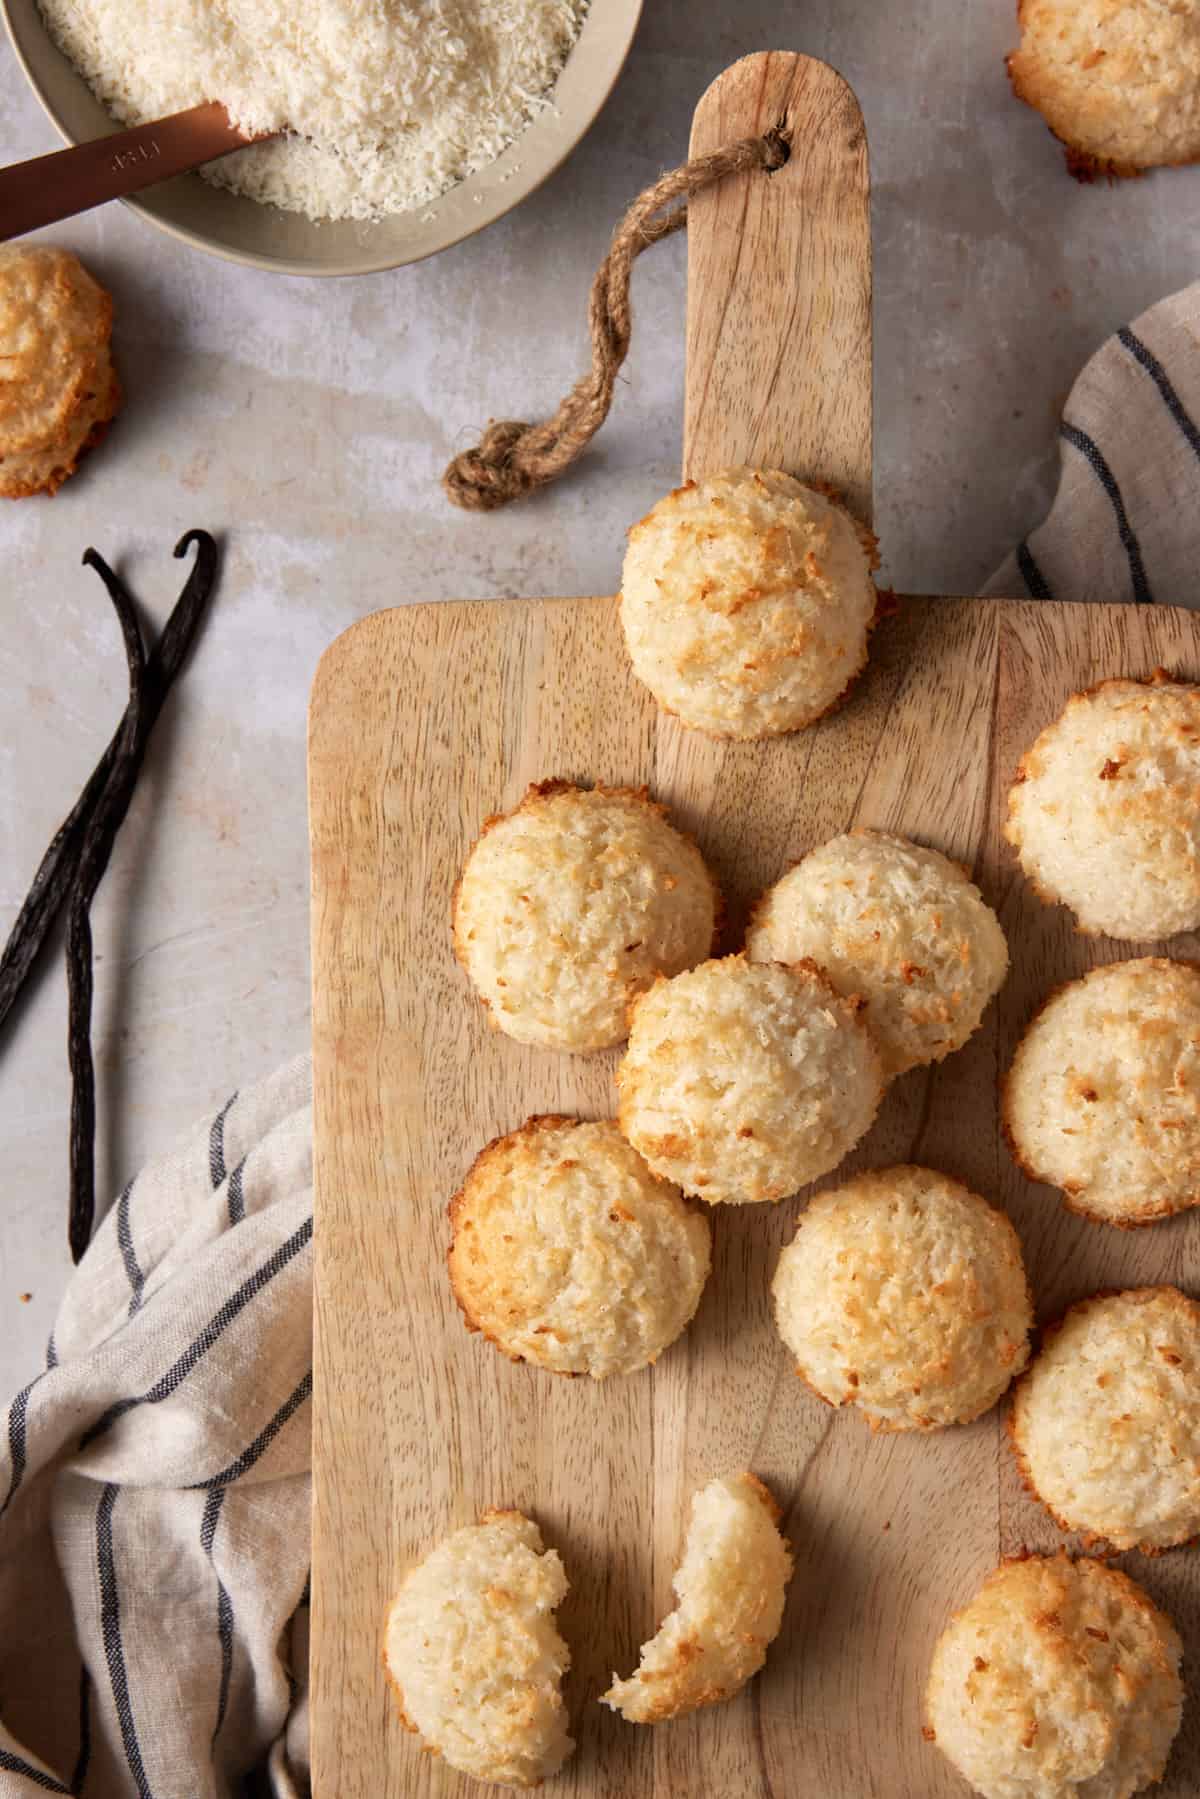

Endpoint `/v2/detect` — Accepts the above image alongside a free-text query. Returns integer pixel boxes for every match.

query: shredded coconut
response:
[38,0,589,221]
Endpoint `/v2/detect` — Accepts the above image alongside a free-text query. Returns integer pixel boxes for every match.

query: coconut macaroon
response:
[0,245,121,498]
[383,1509,573,1787]
[448,1116,711,1380]
[1008,0,1200,180]
[1009,1287,1200,1554]
[1003,958,1200,1226]
[619,468,880,740]
[773,1166,1032,1431]
[453,781,719,1053]
[603,1472,793,1722]
[616,955,883,1205]
[1006,675,1200,940]
[924,1552,1183,1799]
[747,830,1009,1078]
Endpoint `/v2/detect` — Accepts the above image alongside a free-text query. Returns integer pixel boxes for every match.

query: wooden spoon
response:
[0,101,273,242]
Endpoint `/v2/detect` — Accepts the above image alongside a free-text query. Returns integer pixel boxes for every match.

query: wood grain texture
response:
[684,53,871,520]
[310,595,1200,1797]
[310,49,1200,1799]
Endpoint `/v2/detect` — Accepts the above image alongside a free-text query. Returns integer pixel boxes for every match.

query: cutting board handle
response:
[683,51,873,525]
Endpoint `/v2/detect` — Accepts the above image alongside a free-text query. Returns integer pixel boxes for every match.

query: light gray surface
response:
[2,3,1199,1397]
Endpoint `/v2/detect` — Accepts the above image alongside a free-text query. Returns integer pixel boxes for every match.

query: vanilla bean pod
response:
[63,551,148,1263]
[0,532,218,1042]
[67,531,217,1259]
[0,530,219,1259]
[0,707,127,1038]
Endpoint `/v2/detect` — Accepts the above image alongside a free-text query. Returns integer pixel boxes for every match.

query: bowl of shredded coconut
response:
[3,0,641,273]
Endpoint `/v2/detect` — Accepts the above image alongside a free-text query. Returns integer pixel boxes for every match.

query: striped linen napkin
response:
[0,1057,312,1797]
[985,280,1200,605]
[1,279,1199,1798]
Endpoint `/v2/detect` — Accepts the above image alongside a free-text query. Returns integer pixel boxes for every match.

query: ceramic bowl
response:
[2,0,642,275]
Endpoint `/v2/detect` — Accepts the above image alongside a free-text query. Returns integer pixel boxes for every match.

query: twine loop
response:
[443,126,791,512]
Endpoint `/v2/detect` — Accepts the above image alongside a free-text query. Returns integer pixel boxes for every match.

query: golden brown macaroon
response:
[616,955,884,1205]
[1003,958,1200,1227]
[453,780,720,1053]
[0,245,120,497]
[772,1166,1032,1431]
[1009,1286,1200,1554]
[1005,674,1200,941]
[619,468,881,740]
[448,1116,712,1379]
[602,1471,793,1722]
[747,830,1009,1078]
[383,1508,573,1787]
[924,1551,1183,1799]
[1008,0,1200,180]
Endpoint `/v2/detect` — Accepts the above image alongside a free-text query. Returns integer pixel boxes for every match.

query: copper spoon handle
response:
[0,101,267,242]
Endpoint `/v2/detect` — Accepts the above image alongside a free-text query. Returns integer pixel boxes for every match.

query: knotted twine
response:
[442,126,791,512]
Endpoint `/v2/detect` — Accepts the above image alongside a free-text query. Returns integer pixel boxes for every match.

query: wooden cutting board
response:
[308,53,1200,1798]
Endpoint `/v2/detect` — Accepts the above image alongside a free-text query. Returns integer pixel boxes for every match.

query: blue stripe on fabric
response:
[208,1094,237,1190]
[189,1370,312,1491]
[115,1181,144,1319]
[1,1376,42,1521]
[1059,420,1154,604]
[226,1158,246,1227]
[96,1486,152,1799]
[79,1218,313,1451]
[200,1488,234,1746]
[0,1749,69,1793]
[1118,326,1200,463]
[1016,538,1053,600]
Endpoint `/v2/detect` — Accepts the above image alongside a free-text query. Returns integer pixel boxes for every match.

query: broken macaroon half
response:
[603,1471,793,1722]
[383,1509,573,1788]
